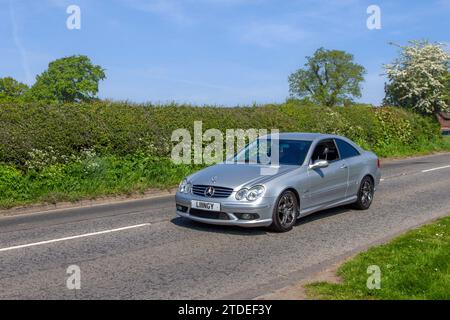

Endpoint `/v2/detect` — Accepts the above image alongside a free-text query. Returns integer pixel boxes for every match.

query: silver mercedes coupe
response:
[175,133,381,232]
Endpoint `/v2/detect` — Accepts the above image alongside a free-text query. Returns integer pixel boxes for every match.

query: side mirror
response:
[309,160,329,170]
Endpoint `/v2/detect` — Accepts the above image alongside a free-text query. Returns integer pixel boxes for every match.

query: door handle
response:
[340,164,348,169]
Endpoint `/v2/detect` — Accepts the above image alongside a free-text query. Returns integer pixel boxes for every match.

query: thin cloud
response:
[122,0,192,24]
[110,66,233,91]
[438,0,450,7]
[196,0,265,5]
[118,0,262,25]
[8,0,32,84]
[46,0,71,8]
[239,22,307,48]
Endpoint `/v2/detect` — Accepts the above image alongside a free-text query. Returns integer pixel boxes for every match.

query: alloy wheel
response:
[360,180,373,207]
[277,192,297,228]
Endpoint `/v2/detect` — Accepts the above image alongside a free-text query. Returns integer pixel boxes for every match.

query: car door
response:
[335,138,364,197]
[305,139,349,209]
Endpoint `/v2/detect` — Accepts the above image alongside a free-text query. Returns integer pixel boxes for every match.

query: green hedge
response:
[0,100,445,168]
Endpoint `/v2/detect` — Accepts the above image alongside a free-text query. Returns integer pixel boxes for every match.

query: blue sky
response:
[1,0,449,106]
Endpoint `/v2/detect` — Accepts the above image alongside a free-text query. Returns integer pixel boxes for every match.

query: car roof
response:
[259,132,340,141]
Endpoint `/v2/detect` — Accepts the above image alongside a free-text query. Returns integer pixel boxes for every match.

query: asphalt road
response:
[1,153,450,300]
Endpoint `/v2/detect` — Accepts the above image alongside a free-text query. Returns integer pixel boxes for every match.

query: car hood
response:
[188,163,298,190]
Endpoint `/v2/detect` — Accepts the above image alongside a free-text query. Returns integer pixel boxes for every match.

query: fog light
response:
[176,204,188,212]
[235,213,259,220]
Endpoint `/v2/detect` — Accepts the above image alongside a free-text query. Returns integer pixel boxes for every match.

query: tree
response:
[384,40,450,115]
[288,48,366,106]
[27,55,106,103]
[0,77,29,102]
[444,71,450,107]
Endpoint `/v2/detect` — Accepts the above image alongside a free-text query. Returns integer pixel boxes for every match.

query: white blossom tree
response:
[384,40,450,114]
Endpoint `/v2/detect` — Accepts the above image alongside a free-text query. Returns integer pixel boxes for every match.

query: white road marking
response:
[0,223,150,253]
[421,165,450,173]
[381,164,450,182]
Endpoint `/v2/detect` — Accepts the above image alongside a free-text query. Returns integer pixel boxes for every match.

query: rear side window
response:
[311,139,340,162]
[336,139,360,159]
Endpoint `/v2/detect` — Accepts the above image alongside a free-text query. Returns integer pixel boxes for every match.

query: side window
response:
[311,140,340,162]
[335,139,361,159]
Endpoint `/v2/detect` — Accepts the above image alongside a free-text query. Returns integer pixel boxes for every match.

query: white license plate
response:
[191,200,221,212]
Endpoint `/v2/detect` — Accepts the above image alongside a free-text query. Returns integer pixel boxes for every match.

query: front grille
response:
[189,208,230,220]
[192,185,233,198]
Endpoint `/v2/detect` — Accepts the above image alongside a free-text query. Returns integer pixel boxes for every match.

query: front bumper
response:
[175,192,275,227]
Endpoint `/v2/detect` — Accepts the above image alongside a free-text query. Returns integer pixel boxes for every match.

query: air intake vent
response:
[189,209,230,220]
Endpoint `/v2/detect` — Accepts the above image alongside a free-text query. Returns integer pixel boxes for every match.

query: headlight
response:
[235,185,265,201]
[235,188,248,200]
[246,185,265,201]
[178,179,192,193]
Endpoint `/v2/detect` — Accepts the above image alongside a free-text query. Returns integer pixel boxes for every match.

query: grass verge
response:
[0,154,202,209]
[375,137,450,158]
[306,215,450,300]
[444,135,450,144]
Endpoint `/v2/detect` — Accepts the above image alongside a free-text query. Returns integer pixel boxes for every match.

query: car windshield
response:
[233,139,312,165]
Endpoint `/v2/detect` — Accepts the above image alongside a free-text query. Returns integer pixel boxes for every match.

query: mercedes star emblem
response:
[205,186,215,197]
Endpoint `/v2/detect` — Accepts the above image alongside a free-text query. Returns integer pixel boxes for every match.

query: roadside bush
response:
[0,102,296,168]
[0,100,446,168]
[0,165,24,206]
[280,101,444,156]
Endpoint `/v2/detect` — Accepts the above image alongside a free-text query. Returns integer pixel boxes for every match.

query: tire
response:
[270,190,299,232]
[353,176,374,210]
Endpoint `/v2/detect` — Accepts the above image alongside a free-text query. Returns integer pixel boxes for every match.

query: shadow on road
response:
[171,205,355,235]
[295,205,355,227]
[171,217,268,235]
